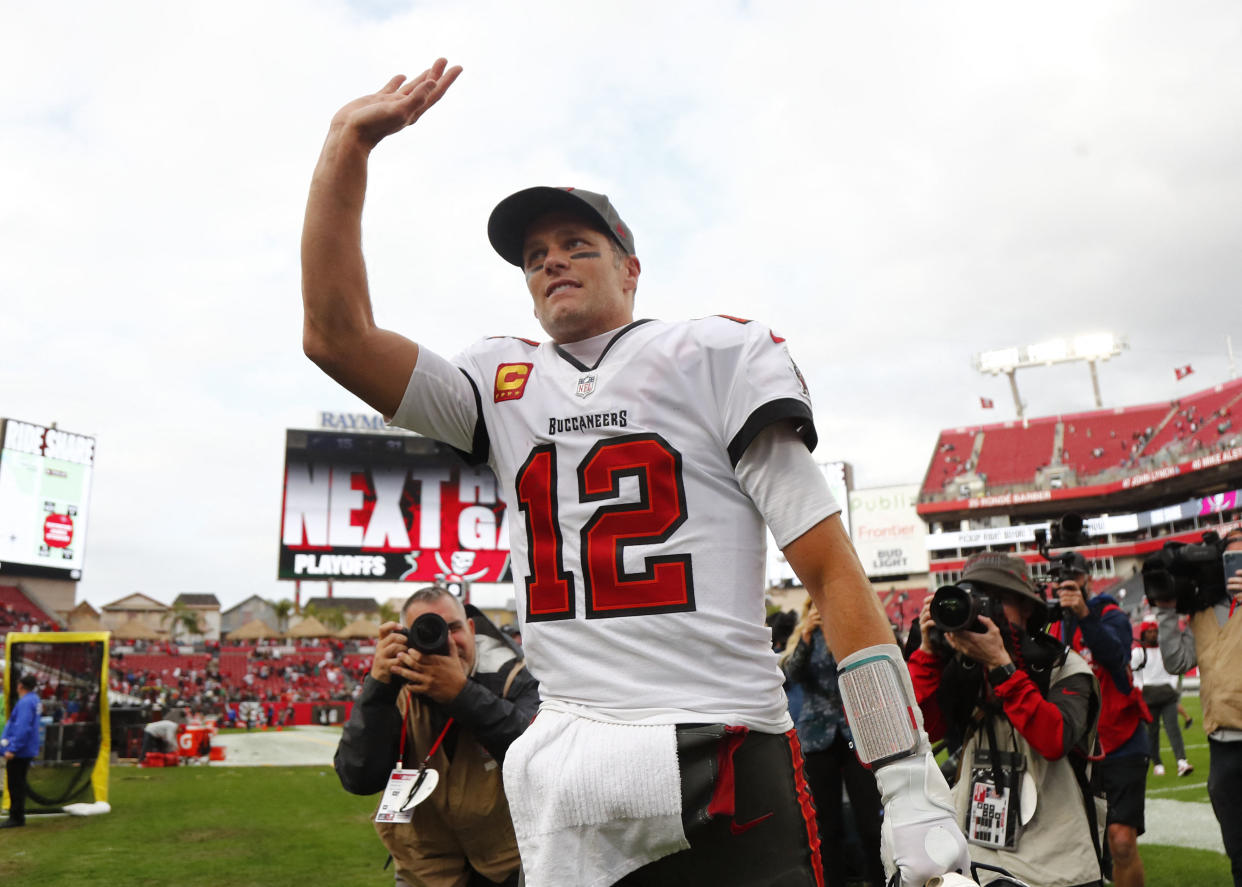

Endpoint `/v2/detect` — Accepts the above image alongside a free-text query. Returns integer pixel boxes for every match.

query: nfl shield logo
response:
[575,373,597,399]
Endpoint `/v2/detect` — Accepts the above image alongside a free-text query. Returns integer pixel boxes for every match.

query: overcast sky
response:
[3,1,1240,611]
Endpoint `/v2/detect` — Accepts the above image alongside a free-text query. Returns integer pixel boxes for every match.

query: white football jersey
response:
[393,316,818,730]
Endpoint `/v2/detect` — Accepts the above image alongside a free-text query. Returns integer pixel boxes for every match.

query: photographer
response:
[1048,553,1150,887]
[910,553,1103,887]
[335,587,539,887]
[1154,528,1242,886]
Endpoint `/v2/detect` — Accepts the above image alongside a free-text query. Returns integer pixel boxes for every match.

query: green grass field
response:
[0,699,1233,886]
[1,767,382,887]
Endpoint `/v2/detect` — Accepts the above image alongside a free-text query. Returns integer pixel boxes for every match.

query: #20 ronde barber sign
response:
[277,429,510,583]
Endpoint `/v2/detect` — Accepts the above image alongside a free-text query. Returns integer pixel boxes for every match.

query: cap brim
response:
[488,187,611,267]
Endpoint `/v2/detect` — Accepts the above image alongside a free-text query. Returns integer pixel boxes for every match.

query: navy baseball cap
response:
[488,186,635,267]
[1064,551,1090,576]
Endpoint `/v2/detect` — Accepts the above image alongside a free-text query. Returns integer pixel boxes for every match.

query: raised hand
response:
[370,621,410,684]
[330,58,463,149]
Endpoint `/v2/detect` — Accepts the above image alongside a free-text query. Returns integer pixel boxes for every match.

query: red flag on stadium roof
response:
[1174,364,1194,381]
[980,396,994,409]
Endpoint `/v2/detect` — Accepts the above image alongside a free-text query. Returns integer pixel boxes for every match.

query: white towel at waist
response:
[503,704,689,887]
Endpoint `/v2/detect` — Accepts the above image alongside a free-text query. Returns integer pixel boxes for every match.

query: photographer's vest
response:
[952,651,1103,887]
[1190,604,1242,736]
[374,671,523,887]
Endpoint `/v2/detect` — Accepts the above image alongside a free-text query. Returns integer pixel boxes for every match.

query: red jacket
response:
[909,648,1095,760]
[1050,599,1150,755]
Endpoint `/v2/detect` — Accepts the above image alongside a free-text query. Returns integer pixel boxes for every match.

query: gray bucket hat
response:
[962,552,1044,606]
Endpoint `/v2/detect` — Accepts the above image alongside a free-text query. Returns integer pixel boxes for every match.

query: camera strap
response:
[397,713,456,771]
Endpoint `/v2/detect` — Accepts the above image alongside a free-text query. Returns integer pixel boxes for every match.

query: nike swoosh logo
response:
[730,811,775,835]
[1061,689,1080,696]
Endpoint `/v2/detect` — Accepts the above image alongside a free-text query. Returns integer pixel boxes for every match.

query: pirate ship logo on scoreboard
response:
[575,373,598,399]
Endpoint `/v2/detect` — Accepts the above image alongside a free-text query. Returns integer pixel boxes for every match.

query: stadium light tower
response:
[974,333,1127,422]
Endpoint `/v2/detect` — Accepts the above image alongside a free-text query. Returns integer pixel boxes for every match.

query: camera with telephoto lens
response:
[929,581,1008,635]
[1033,513,1091,625]
[1034,513,1089,583]
[1141,532,1227,614]
[395,612,452,657]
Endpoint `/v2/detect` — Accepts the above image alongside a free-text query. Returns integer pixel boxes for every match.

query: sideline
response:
[1140,799,1225,853]
[208,724,341,767]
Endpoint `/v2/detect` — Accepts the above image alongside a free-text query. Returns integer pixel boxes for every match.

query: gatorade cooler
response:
[179,726,211,758]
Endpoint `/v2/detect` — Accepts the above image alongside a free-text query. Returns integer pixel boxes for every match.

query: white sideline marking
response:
[1148,781,1208,796]
[1139,799,1225,853]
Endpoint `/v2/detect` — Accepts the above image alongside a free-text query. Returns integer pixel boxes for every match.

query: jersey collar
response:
[552,319,655,372]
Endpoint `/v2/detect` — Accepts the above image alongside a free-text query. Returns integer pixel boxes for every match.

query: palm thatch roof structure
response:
[112,617,164,640]
[225,618,280,641]
[336,618,383,640]
[286,616,331,638]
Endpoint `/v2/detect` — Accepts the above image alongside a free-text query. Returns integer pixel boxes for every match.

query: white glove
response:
[874,748,971,887]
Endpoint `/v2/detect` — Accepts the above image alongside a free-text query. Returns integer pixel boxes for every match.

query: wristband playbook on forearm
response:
[837,644,922,767]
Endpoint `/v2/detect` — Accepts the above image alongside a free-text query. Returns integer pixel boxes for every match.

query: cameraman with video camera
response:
[1150,527,1242,886]
[1047,550,1150,887]
[335,586,540,887]
[910,553,1103,887]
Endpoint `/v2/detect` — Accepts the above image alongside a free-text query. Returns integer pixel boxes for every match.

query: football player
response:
[301,58,970,887]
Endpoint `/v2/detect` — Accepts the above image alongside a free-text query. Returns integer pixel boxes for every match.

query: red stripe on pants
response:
[786,728,825,887]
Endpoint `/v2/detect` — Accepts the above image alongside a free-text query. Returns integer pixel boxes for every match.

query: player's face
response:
[403,596,476,669]
[522,212,640,344]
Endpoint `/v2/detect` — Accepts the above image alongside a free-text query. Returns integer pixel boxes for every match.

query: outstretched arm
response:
[301,59,463,417]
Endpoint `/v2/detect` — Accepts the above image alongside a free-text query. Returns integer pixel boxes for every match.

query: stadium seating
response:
[922,376,1242,498]
[0,585,61,638]
[974,419,1058,487]
[108,641,372,710]
[1140,379,1242,457]
[1059,404,1170,476]
[923,429,980,494]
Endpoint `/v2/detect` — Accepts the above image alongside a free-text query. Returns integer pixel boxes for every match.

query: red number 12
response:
[515,433,695,622]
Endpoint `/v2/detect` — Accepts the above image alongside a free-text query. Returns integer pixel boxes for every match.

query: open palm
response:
[333,58,463,148]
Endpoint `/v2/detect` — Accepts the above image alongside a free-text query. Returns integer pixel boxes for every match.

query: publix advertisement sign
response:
[848,484,928,578]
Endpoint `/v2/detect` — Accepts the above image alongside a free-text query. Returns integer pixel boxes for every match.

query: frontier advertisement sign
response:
[848,484,928,578]
[0,419,96,580]
[278,430,510,584]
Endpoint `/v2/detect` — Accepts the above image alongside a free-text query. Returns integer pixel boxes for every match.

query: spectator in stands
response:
[909,553,1103,887]
[1050,553,1150,887]
[781,598,884,887]
[335,587,539,887]
[1155,528,1242,886]
[1,673,41,829]
[1131,615,1192,777]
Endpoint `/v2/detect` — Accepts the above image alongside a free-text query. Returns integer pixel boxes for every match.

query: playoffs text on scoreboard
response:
[278,430,510,583]
[0,418,96,580]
